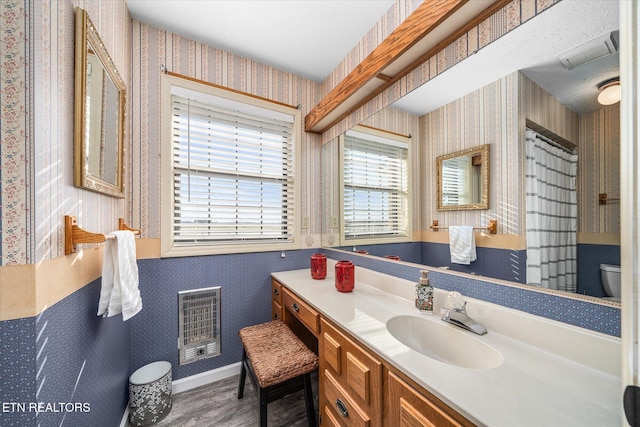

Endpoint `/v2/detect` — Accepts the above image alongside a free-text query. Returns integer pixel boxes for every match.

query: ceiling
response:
[393,0,620,115]
[126,0,620,117]
[126,0,395,83]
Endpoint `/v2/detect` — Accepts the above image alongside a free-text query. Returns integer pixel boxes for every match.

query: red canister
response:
[310,253,327,279]
[335,260,355,292]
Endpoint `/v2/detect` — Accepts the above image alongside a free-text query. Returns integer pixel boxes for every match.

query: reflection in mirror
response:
[436,144,489,210]
[74,7,126,198]
[340,125,411,246]
[321,1,620,306]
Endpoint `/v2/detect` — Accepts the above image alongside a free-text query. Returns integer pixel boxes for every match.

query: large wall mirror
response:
[74,7,126,198]
[321,1,620,309]
[436,144,489,211]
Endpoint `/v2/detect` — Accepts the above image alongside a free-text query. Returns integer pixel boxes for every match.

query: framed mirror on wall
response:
[74,7,126,198]
[436,144,489,211]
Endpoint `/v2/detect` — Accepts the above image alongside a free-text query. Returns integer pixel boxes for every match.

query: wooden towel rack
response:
[64,215,141,255]
[430,219,497,234]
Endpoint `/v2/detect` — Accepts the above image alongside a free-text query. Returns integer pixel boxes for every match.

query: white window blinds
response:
[343,131,409,240]
[441,156,471,205]
[170,93,295,245]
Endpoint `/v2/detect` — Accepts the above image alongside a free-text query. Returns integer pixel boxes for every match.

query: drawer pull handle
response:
[292,303,300,312]
[336,399,349,417]
[273,289,279,296]
[273,313,279,320]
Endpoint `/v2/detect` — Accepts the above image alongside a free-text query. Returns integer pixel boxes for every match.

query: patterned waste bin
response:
[128,361,172,426]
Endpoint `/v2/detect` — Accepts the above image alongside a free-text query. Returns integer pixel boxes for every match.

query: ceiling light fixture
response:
[597,77,621,105]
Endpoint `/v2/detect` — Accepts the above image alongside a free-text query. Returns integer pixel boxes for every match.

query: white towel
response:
[449,226,477,265]
[97,230,142,320]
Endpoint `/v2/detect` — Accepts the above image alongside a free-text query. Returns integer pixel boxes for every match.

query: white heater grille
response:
[178,287,221,365]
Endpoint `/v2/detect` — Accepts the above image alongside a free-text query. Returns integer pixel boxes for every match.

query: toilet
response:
[600,264,621,301]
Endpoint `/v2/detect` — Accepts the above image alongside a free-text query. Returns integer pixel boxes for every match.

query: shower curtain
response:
[525,129,578,292]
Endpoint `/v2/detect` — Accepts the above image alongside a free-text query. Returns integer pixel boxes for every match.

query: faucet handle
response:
[447,292,466,311]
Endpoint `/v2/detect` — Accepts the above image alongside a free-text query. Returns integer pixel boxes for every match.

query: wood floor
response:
[150,372,319,426]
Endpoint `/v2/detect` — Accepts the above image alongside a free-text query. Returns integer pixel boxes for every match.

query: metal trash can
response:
[128,361,172,426]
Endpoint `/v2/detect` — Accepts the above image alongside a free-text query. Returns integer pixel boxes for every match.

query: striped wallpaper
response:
[129,22,323,244]
[419,71,619,247]
[422,73,516,236]
[0,0,131,265]
[579,104,621,235]
[0,0,565,265]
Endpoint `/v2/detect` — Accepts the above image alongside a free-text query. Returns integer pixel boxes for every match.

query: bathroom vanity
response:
[271,261,621,426]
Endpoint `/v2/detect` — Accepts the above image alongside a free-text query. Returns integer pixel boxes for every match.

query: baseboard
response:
[119,406,129,427]
[171,362,242,394]
[118,362,241,426]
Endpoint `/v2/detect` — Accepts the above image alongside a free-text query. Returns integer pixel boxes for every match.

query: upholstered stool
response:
[237,320,318,427]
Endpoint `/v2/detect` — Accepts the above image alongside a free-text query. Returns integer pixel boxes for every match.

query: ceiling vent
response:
[558,32,618,70]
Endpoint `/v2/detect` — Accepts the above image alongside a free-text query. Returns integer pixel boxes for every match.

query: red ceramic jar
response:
[310,253,327,279]
[335,260,355,292]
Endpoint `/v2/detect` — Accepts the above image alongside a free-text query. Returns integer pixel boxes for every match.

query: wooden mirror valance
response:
[305,0,510,134]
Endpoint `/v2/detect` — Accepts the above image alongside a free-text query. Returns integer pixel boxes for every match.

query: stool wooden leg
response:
[237,349,247,399]
[259,386,268,427]
[303,373,317,427]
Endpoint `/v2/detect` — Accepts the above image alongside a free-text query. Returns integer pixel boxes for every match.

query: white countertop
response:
[272,262,622,427]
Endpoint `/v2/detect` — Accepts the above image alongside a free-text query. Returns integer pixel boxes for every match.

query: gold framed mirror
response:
[436,144,489,210]
[74,7,126,198]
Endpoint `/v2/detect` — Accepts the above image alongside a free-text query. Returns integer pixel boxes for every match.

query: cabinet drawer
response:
[387,371,464,427]
[324,370,370,427]
[282,287,319,335]
[272,299,283,321]
[271,279,283,304]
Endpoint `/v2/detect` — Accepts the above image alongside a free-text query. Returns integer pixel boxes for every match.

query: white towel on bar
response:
[97,230,142,320]
[449,226,477,265]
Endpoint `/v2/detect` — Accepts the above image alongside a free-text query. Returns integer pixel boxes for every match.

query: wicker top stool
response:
[237,320,318,426]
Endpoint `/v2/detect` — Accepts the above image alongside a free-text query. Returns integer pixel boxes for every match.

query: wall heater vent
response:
[178,287,221,365]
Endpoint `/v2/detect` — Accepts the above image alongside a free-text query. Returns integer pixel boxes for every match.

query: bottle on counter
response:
[415,270,433,314]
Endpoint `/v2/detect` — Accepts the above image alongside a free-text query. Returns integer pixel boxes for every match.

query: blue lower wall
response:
[0,249,315,426]
[131,249,316,380]
[420,242,526,283]
[338,242,422,264]
[0,244,620,426]
[338,242,527,283]
[577,244,621,297]
[339,241,622,298]
[0,317,37,426]
[0,278,130,427]
[322,248,620,337]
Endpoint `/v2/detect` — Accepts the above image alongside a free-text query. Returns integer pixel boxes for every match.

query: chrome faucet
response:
[441,295,487,335]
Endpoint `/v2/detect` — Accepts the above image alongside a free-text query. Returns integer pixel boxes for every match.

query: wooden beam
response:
[304,0,467,132]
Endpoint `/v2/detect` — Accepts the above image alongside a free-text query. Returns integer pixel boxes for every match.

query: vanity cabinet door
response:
[271,279,283,321]
[387,371,466,427]
[320,318,382,426]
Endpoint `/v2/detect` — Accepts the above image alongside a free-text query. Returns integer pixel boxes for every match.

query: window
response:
[340,126,410,244]
[161,76,300,256]
[441,156,472,205]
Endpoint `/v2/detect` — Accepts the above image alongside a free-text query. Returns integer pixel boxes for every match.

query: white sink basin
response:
[386,315,503,370]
